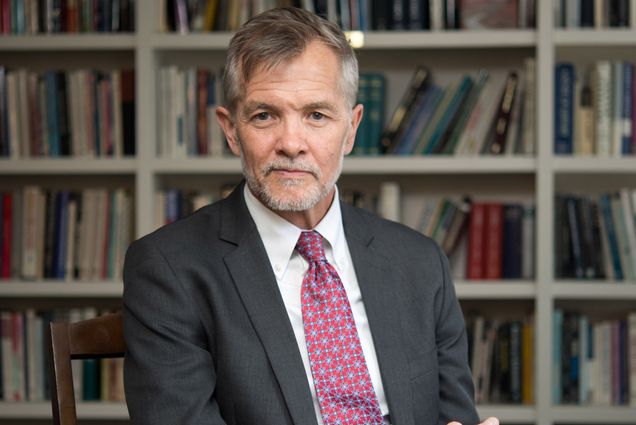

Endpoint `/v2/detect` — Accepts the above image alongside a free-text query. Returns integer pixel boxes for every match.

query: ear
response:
[216,106,241,157]
[343,103,363,155]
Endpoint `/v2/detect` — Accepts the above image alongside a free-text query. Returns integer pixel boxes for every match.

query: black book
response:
[43,190,57,279]
[580,0,595,27]
[121,70,136,156]
[589,200,606,279]
[380,66,430,153]
[509,320,522,403]
[56,72,70,156]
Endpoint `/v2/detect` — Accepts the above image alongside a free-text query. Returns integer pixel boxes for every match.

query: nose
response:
[275,118,307,157]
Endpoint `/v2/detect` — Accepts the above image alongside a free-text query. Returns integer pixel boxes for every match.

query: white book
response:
[594,61,612,156]
[597,321,612,405]
[378,181,400,222]
[458,75,505,155]
[611,61,624,156]
[430,0,443,30]
[522,57,536,155]
[594,0,603,28]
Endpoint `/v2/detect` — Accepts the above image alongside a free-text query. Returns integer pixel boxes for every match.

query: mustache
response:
[263,160,321,178]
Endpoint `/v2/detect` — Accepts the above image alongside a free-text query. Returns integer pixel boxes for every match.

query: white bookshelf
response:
[2,0,636,424]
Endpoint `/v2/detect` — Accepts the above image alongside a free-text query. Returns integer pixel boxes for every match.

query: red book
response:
[466,202,486,279]
[484,203,504,279]
[1,193,11,278]
[197,69,209,156]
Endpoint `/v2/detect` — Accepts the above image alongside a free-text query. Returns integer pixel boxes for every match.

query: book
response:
[380,66,430,153]
[502,203,523,279]
[483,203,503,279]
[461,0,519,29]
[594,61,613,156]
[555,63,575,155]
[466,202,486,279]
[488,71,519,155]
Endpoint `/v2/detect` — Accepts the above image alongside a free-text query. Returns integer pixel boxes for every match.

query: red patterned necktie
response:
[296,230,384,425]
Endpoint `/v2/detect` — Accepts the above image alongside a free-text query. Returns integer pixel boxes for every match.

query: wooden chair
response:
[48,311,126,425]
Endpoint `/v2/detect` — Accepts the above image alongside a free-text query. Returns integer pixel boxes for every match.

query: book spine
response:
[621,61,633,155]
[554,63,574,154]
[484,203,503,279]
[466,202,486,279]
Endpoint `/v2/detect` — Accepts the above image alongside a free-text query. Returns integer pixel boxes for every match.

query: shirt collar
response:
[243,184,346,279]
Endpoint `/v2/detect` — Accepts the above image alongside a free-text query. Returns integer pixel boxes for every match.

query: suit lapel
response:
[342,203,415,425]
[220,185,318,425]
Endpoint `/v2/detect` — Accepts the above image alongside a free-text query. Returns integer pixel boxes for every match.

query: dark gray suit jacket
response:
[123,183,479,425]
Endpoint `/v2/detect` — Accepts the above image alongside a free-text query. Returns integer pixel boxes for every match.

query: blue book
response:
[423,75,474,155]
[502,203,523,279]
[566,196,584,279]
[45,72,61,156]
[554,63,575,154]
[393,85,443,155]
[365,73,386,155]
[599,194,624,280]
[353,74,371,155]
[622,61,633,154]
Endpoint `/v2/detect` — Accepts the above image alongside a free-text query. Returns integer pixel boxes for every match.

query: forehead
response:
[241,42,344,105]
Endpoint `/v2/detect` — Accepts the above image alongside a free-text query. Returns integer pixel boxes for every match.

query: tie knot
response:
[295,231,327,264]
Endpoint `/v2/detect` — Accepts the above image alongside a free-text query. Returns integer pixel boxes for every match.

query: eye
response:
[253,112,271,121]
[310,111,325,120]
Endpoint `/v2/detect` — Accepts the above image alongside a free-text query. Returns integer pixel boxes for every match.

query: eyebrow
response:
[241,101,338,118]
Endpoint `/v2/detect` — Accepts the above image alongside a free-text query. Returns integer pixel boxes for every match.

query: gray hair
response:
[222,7,359,114]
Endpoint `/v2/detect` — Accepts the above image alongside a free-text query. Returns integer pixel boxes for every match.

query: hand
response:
[447,417,499,425]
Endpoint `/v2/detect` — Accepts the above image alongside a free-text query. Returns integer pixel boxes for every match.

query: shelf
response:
[0,401,128,419]
[150,33,233,49]
[358,30,536,49]
[151,156,536,175]
[551,405,636,423]
[552,157,636,173]
[555,29,636,46]
[0,282,123,298]
[150,30,536,50]
[0,34,136,50]
[0,158,137,174]
[343,156,536,174]
[551,282,636,299]
[476,405,535,423]
[455,282,536,299]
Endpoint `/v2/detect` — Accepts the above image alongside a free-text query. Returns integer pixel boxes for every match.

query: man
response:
[123,7,498,425]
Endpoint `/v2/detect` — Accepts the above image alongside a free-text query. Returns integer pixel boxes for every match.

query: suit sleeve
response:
[123,237,227,425]
[433,243,480,425]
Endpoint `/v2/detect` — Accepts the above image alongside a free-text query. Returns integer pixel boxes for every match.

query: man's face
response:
[217,41,362,223]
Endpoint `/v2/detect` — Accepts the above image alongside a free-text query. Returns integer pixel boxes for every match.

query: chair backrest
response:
[48,311,126,425]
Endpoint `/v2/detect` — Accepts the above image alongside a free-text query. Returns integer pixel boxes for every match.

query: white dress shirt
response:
[243,185,389,425]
